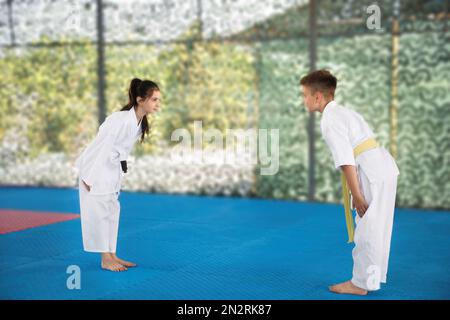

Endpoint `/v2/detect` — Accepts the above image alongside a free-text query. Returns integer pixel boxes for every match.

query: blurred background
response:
[0,0,449,210]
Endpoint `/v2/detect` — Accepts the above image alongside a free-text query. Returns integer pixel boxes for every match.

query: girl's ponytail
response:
[122,78,142,111]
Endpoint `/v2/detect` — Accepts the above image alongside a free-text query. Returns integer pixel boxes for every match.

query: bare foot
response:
[101,253,127,272]
[329,280,368,295]
[111,254,137,268]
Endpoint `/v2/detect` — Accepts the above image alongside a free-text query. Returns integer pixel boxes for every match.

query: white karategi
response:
[320,101,400,291]
[75,107,142,253]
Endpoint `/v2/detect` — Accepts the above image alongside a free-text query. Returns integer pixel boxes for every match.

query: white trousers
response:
[351,168,398,291]
[78,178,121,253]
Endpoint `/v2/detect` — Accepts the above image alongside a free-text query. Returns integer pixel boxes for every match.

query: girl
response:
[75,78,161,272]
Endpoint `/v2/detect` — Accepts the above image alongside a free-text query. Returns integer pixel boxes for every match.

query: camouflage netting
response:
[0,0,449,209]
[396,31,450,209]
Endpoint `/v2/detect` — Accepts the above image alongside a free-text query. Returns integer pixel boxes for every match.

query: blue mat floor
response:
[0,186,449,300]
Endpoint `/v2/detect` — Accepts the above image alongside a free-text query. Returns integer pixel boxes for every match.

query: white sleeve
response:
[323,120,355,169]
[81,115,124,185]
[98,115,129,162]
[111,144,129,162]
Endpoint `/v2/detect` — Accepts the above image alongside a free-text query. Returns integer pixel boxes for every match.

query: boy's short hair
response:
[299,69,337,97]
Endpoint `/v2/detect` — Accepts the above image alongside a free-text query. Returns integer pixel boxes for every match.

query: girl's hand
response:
[82,180,91,192]
[352,193,369,218]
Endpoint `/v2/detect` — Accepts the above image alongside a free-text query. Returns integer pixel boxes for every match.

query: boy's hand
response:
[352,193,369,218]
[341,165,369,218]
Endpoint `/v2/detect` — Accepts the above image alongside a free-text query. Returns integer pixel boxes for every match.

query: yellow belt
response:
[341,138,379,243]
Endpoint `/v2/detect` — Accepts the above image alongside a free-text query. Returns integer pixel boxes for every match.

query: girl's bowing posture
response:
[75,78,161,272]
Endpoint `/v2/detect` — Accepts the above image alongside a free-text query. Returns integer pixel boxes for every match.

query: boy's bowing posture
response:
[299,70,399,295]
[75,78,161,272]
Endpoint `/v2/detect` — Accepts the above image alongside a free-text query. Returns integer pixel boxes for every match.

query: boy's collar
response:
[321,100,336,115]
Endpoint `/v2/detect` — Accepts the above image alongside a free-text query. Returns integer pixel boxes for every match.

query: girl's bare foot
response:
[329,280,368,295]
[111,253,137,268]
[101,253,128,272]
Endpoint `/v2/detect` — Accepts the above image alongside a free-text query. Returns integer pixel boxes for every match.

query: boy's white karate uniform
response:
[75,108,142,252]
[320,101,400,291]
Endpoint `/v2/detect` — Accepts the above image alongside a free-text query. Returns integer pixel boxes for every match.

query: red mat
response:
[0,209,80,234]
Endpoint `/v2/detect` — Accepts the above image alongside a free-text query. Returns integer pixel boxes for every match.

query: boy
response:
[299,69,399,295]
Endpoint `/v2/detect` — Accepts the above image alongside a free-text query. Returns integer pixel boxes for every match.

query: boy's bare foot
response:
[111,253,137,268]
[101,253,128,272]
[329,280,368,295]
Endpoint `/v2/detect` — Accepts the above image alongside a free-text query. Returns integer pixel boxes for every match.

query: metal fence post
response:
[307,0,317,201]
[96,0,106,126]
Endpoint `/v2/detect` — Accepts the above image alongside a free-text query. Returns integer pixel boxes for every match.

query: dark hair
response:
[120,78,160,143]
[299,69,337,97]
